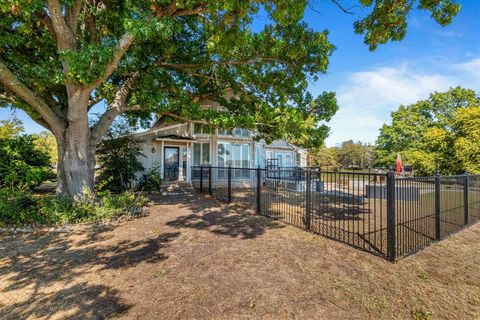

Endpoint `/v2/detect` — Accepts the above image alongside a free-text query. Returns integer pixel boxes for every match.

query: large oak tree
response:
[0,0,460,197]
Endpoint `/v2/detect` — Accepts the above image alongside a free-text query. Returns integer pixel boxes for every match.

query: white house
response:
[133,95,308,183]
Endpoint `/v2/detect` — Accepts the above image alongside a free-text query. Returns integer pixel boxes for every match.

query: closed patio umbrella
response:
[396,153,403,175]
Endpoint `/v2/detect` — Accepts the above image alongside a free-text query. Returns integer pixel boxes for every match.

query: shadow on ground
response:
[0,224,179,320]
[163,194,285,239]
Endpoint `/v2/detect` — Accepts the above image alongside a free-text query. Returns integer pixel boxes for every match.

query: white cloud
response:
[452,58,480,88]
[324,59,480,147]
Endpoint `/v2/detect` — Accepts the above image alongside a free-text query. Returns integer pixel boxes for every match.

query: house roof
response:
[155,134,196,141]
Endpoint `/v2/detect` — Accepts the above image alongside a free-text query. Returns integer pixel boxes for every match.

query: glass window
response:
[285,153,293,167]
[242,144,249,168]
[193,142,210,165]
[218,129,233,136]
[255,144,263,167]
[218,128,249,137]
[218,142,249,168]
[276,154,283,167]
[202,143,210,164]
[193,143,201,166]
[234,128,249,137]
[266,151,274,161]
[273,152,294,167]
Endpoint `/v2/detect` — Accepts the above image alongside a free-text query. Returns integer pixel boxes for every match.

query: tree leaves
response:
[375,87,480,175]
[354,0,460,50]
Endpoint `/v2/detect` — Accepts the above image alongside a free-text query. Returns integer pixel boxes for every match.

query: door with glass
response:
[164,147,179,181]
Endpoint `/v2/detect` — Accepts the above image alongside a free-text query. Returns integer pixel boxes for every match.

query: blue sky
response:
[1,1,479,146]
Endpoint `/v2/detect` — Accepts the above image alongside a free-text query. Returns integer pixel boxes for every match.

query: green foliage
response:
[96,120,145,192]
[375,87,480,175]
[310,141,374,169]
[32,131,58,165]
[0,188,150,226]
[0,117,24,138]
[0,188,38,225]
[0,0,460,153]
[355,0,460,50]
[138,166,163,192]
[310,146,339,168]
[337,140,375,169]
[0,135,54,189]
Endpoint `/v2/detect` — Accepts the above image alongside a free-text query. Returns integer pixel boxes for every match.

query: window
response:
[276,152,294,167]
[218,129,233,136]
[234,128,249,137]
[193,142,210,165]
[255,144,263,167]
[217,142,250,168]
[218,128,249,137]
[266,151,274,161]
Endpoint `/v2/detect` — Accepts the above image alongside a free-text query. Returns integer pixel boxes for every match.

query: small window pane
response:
[218,129,233,136]
[202,143,210,164]
[193,143,201,165]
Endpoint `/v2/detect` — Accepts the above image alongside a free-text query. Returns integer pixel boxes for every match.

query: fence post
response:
[256,166,261,213]
[305,169,312,230]
[435,172,441,240]
[208,165,212,195]
[464,172,469,226]
[227,165,232,203]
[386,170,396,261]
[200,166,204,193]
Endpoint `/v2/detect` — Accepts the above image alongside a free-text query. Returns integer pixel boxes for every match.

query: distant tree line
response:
[310,87,480,175]
[309,140,375,170]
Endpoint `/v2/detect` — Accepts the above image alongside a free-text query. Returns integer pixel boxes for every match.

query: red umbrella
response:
[396,153,403,174]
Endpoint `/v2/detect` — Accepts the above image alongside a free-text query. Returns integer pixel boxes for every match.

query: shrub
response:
[0,188,38,225]
[0,188,150,226]
[96,120,145,192]
[0,135,54,189]
[138,166,163,192]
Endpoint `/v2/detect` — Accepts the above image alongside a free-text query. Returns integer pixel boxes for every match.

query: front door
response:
[164,147,179,181]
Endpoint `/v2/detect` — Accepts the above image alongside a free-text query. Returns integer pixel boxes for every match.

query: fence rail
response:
[191,166,480,261]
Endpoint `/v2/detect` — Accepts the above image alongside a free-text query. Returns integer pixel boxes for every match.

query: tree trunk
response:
[55,90,95,199]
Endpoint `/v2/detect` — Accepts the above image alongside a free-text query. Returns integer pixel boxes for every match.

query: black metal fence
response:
[191,166,480,261]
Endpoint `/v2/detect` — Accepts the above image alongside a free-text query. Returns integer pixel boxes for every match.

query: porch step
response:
[160,182,194,196]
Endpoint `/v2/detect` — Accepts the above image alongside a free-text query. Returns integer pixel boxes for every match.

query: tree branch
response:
[45,0,76,50]
[158,57,295,71]
[88,33,135,90]
[152,1,209,17]
[172,5,209,17]
[157,112,209,125]
[65,0,83,37]
[36,10,57,39]
[330,0,356,15]
[90,73,139,142]
[0,61,66,136]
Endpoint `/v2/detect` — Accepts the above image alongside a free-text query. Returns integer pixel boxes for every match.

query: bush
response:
[0,188,150,226]
[0,188,38,225]
[0,135,54,189]
[96,120,145,192]
[138,167,163,192]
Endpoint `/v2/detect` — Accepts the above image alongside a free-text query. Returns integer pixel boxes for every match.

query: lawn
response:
[1,193,479,319]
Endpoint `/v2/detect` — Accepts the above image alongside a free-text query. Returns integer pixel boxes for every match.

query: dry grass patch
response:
[0,193,479,319]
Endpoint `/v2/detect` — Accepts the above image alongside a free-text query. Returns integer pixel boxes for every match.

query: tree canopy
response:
[0,0,461,196]
[375,87,480,175]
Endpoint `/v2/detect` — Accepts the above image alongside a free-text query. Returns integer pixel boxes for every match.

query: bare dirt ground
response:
[1,193,479,320]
